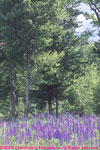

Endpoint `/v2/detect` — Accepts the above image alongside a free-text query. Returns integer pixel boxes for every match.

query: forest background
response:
[0,0,100,120]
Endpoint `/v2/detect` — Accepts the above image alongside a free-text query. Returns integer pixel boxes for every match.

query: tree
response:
[79,0,100,34]
[1,0,97,118]
[30,51,63,117]
[0,0,69,118]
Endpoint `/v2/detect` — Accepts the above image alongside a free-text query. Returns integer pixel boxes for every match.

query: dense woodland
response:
[0,0,100,120]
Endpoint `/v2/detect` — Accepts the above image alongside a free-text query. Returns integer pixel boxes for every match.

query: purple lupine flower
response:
[72,119,75,133]
[97,118,100,144]
[0,113,99,146]
[43,129,48,140]
[13,125,17,136]
[2,128,5,144]
[94,131,98,147]
[31,123,34,130]
[15,136,18,143]
[90,124,94,146]
[29,129,32,141]
[66,133,71,143]
[6,139,9,145]
[22,131,25,139]
[25,136,29,144]
[5,129,9,138]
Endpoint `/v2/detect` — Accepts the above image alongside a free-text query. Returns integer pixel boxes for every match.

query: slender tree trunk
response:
[56,98,58,118]
[24,49,34,118]
[89,3,100,23]
[14,68,18,106]
[48,100,52,115]
[15,90,18,105]
[9,64,16,121]
[24,52,30,118]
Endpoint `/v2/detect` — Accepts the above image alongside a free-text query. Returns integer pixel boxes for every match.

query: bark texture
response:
[48,99,52,115]
[24,52,30,117]
[56,98,58,118]
[24,49,34,117]
[89,3,100,23]
[9,64,16,121]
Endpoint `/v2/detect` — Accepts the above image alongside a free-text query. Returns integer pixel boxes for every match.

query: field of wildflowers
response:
[0,113,100,149]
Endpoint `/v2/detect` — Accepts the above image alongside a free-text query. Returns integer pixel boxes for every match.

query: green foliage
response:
[29,51,64,115]
[66,64,99,115]
[16,100,25,117]
[93,81,100,115]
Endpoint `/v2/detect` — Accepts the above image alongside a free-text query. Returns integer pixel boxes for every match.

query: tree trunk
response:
[24,52,30,118]
[15,90,18,105]
[9,64,16,121]
[14,68,18,106]
[48,100,52,115]
[89,3,100,23]
[56,98,58,118]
